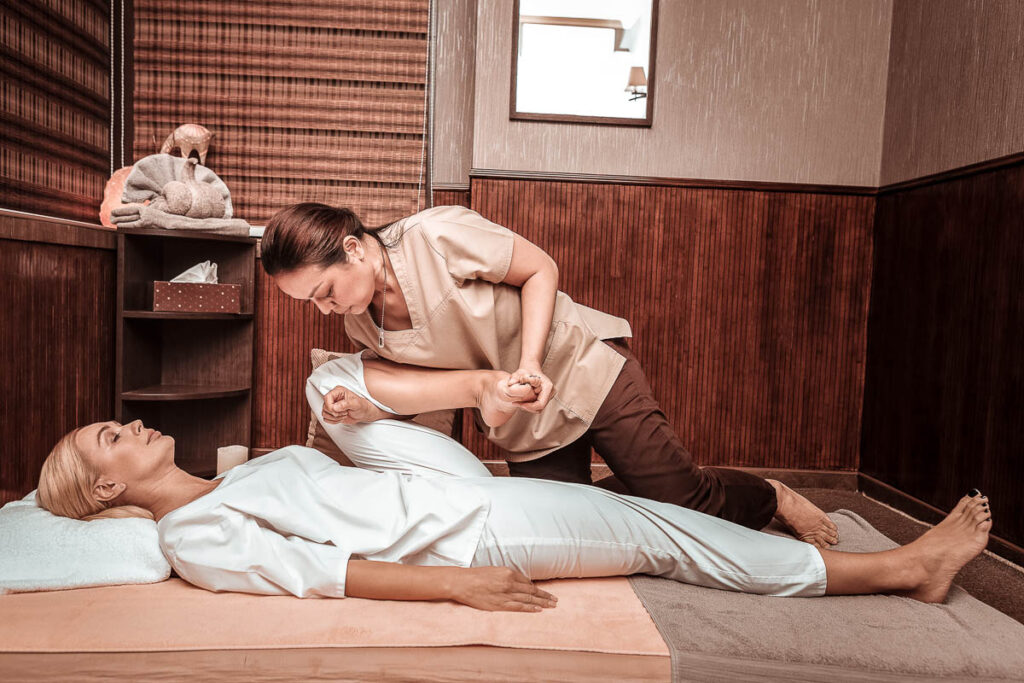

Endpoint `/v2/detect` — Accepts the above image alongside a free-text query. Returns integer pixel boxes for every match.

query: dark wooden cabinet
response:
[115,228,255,476]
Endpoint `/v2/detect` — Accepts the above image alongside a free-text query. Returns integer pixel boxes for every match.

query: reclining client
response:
[36,359,991,611]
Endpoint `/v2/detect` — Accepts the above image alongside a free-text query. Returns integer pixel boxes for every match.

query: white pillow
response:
[0,491,170,594]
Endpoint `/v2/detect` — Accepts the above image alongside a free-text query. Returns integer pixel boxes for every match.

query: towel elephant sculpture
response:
[110,153,250,235]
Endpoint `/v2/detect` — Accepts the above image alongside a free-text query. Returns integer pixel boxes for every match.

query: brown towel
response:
[630,510,1024,682]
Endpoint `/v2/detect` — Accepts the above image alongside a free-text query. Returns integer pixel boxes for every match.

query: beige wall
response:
[466,0,892,186]
[433,0,477,187]
[879,0,1024,185]
[433,0,1024,187]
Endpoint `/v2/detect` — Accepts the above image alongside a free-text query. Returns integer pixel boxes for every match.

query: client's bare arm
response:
[346,559,557,612]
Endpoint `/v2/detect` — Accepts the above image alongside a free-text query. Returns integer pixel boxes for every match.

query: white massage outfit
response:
[158,447,489,598]
[157,355,827,600]
[305,353,491,479]
[158,448,826,599]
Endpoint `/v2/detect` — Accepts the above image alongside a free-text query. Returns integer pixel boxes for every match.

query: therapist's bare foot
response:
[903,493,991,603]
[478,373,539,427]
[768,480,839,549]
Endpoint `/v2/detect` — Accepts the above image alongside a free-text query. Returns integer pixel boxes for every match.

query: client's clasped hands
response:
[320,386,396,425]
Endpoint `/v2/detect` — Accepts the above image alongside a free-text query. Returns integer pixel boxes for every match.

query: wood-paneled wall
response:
[862,159,1024,548]
[0,231,116,504]
[432,188,471,207]
[458,178,874,469]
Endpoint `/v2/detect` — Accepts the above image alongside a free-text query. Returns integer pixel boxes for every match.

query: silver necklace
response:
[377,240,386,348]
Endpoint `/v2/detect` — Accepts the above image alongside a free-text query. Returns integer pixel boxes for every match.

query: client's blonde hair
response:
[37,429,153,521]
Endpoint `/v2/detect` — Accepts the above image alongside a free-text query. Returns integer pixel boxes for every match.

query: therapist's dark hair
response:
[261,203,390,276]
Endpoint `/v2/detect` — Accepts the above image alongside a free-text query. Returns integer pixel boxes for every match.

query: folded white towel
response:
[0,492,170,594]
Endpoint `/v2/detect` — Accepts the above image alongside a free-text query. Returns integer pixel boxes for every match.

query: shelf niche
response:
[116,229,256,475]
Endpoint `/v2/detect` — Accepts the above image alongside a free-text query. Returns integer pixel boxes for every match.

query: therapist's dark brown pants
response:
[508,339,778,530]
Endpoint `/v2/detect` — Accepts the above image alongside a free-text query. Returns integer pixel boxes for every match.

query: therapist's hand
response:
[322,386,393,425]
[508,366,555,413]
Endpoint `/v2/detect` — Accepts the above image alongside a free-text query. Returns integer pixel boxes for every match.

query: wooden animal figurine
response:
[160,123,214,165]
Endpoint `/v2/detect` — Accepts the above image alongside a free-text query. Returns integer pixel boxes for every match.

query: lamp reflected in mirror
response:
[510,0,658,127]
[625,66,647,101]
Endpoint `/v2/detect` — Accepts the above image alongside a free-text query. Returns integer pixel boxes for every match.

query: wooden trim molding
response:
[878,149,1024,194]
[0,209,116,250]
[859,473,1024,568]
[468,149,1024,197]
[470,168,877,196]
[739,467,858,491]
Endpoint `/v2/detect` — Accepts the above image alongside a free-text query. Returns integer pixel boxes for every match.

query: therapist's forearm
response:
[517,266,558,369]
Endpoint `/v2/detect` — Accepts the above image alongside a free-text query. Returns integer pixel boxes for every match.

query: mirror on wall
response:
[510,0,658,126]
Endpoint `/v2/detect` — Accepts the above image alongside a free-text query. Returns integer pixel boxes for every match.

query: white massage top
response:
[158,446,491,598]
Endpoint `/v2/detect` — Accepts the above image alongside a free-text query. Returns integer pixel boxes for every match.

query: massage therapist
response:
[261,203,836,545]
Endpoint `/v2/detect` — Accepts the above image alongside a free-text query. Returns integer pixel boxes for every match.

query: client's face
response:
[273,253,376,317]
[74,420,174,483]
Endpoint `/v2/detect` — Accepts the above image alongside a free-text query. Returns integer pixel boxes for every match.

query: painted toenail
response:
[968,488,980,497]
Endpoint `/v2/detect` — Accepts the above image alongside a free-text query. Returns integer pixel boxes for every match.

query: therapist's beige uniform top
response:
[345,205,631,462]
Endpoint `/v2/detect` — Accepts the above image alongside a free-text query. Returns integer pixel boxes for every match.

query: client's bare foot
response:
[904,492,991,603]
[478,373,540,427]
[768,480,839,549]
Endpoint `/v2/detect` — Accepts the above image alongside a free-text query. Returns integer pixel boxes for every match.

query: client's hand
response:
[447,566,558,612]
[322,386,392,424]
[508,366,555,413]
[478,373,541,428]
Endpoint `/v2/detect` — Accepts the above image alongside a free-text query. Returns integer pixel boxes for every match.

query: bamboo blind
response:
[132,0,431,226]
[0,0,110,222]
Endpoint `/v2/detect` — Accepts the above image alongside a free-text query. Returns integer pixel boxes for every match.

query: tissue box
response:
[152,282,241,313]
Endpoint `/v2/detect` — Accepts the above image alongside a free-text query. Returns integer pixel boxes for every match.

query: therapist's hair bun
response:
[262,203,380,275]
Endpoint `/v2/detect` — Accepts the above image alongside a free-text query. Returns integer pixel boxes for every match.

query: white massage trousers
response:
[307,354,827,597]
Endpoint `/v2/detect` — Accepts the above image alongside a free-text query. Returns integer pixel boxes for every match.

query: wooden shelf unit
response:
[115,229,256,476]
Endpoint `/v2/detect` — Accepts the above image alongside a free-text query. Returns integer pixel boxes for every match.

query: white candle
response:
[216,445,249,475]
